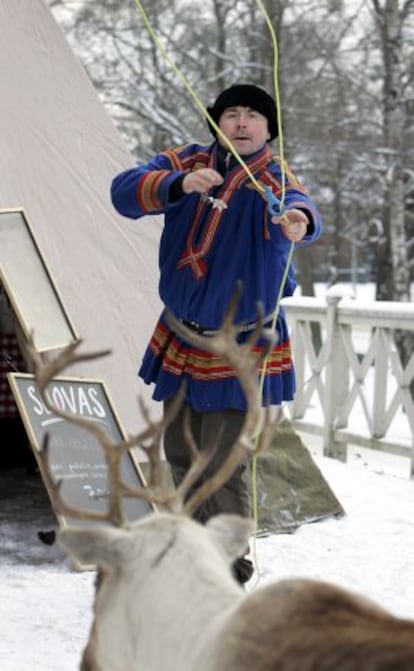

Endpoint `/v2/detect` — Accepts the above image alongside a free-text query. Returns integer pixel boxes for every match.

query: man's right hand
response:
[182,169,223,194]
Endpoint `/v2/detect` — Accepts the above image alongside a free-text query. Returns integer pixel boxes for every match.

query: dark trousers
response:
[163,398,254,583]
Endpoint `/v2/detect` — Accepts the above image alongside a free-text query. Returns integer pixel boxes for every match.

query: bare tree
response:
[372,0,413,302]
[370,0,414,387]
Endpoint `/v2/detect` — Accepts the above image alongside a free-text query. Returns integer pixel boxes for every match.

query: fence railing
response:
[282,285,414,476]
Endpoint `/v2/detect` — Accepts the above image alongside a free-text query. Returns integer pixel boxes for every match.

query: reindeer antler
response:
[23,335,179,523]
[23,283,274,525]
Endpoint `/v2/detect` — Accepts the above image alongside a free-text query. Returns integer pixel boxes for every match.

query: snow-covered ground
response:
[1,431,414,671]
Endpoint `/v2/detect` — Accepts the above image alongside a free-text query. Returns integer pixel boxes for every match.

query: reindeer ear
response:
[206,514,254,560]
[59,526,130,569]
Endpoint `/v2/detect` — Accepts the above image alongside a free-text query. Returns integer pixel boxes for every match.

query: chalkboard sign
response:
[8,373,154,550]
[0,207,78,352]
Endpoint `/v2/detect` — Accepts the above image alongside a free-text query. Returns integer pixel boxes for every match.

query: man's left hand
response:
[271,208,309,242]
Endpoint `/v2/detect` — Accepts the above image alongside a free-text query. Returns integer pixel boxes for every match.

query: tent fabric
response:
[0,0,162,437]
[255,421,345,536]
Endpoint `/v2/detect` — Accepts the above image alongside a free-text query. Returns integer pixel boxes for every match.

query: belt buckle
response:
[185,320,204,334]
[190,321,203,334]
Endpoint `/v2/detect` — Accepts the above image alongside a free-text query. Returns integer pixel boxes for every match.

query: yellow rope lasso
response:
[246,0,295,586]
[132,0,295,583]
[132,0,290,217]
[133,0,264,194]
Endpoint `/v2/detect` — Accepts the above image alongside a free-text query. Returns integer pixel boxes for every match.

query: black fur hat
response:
[206,83,278,141]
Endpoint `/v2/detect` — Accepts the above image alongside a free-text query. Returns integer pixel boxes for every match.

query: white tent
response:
[0,0,163,435]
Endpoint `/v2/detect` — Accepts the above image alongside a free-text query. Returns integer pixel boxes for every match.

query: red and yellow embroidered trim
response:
[149,322,292,381]
[177,146,274,280]
[136,170,171,211]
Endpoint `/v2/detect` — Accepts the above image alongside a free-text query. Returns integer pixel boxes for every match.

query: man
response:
[111,83,322,583]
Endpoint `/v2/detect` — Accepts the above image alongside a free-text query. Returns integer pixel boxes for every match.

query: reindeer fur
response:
[60,512,414,671]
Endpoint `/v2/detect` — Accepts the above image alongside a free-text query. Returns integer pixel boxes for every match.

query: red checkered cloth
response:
[0,334,27,418]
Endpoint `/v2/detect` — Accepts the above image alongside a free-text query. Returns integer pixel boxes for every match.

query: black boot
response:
[232,556,254,585]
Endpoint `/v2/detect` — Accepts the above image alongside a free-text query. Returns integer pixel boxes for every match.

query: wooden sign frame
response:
[0,207,78,352]
[8,372,154,569]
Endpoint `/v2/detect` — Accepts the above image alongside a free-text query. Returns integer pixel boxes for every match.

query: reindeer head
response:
[60,513,254,671]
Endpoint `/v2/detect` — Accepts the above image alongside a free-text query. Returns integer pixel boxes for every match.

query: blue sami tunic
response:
[111,141,322,411]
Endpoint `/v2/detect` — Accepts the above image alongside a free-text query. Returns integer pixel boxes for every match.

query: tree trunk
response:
[295,248,322,354]
[373,0,414,396]
[374,0,410,301]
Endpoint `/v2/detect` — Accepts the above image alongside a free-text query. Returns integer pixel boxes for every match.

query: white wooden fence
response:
[282,285,414,476]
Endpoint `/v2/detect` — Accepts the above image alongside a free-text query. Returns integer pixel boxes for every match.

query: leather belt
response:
[180,313,275,337]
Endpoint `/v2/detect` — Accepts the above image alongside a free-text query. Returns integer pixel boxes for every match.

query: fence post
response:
[323,288,349,462]
[291,318,307,417]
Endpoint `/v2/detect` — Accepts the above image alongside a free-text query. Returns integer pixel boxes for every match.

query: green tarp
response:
[255,420,345,536]
[141,420,345,535]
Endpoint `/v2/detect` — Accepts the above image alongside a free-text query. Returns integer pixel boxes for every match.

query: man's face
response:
[217,106,270,156]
